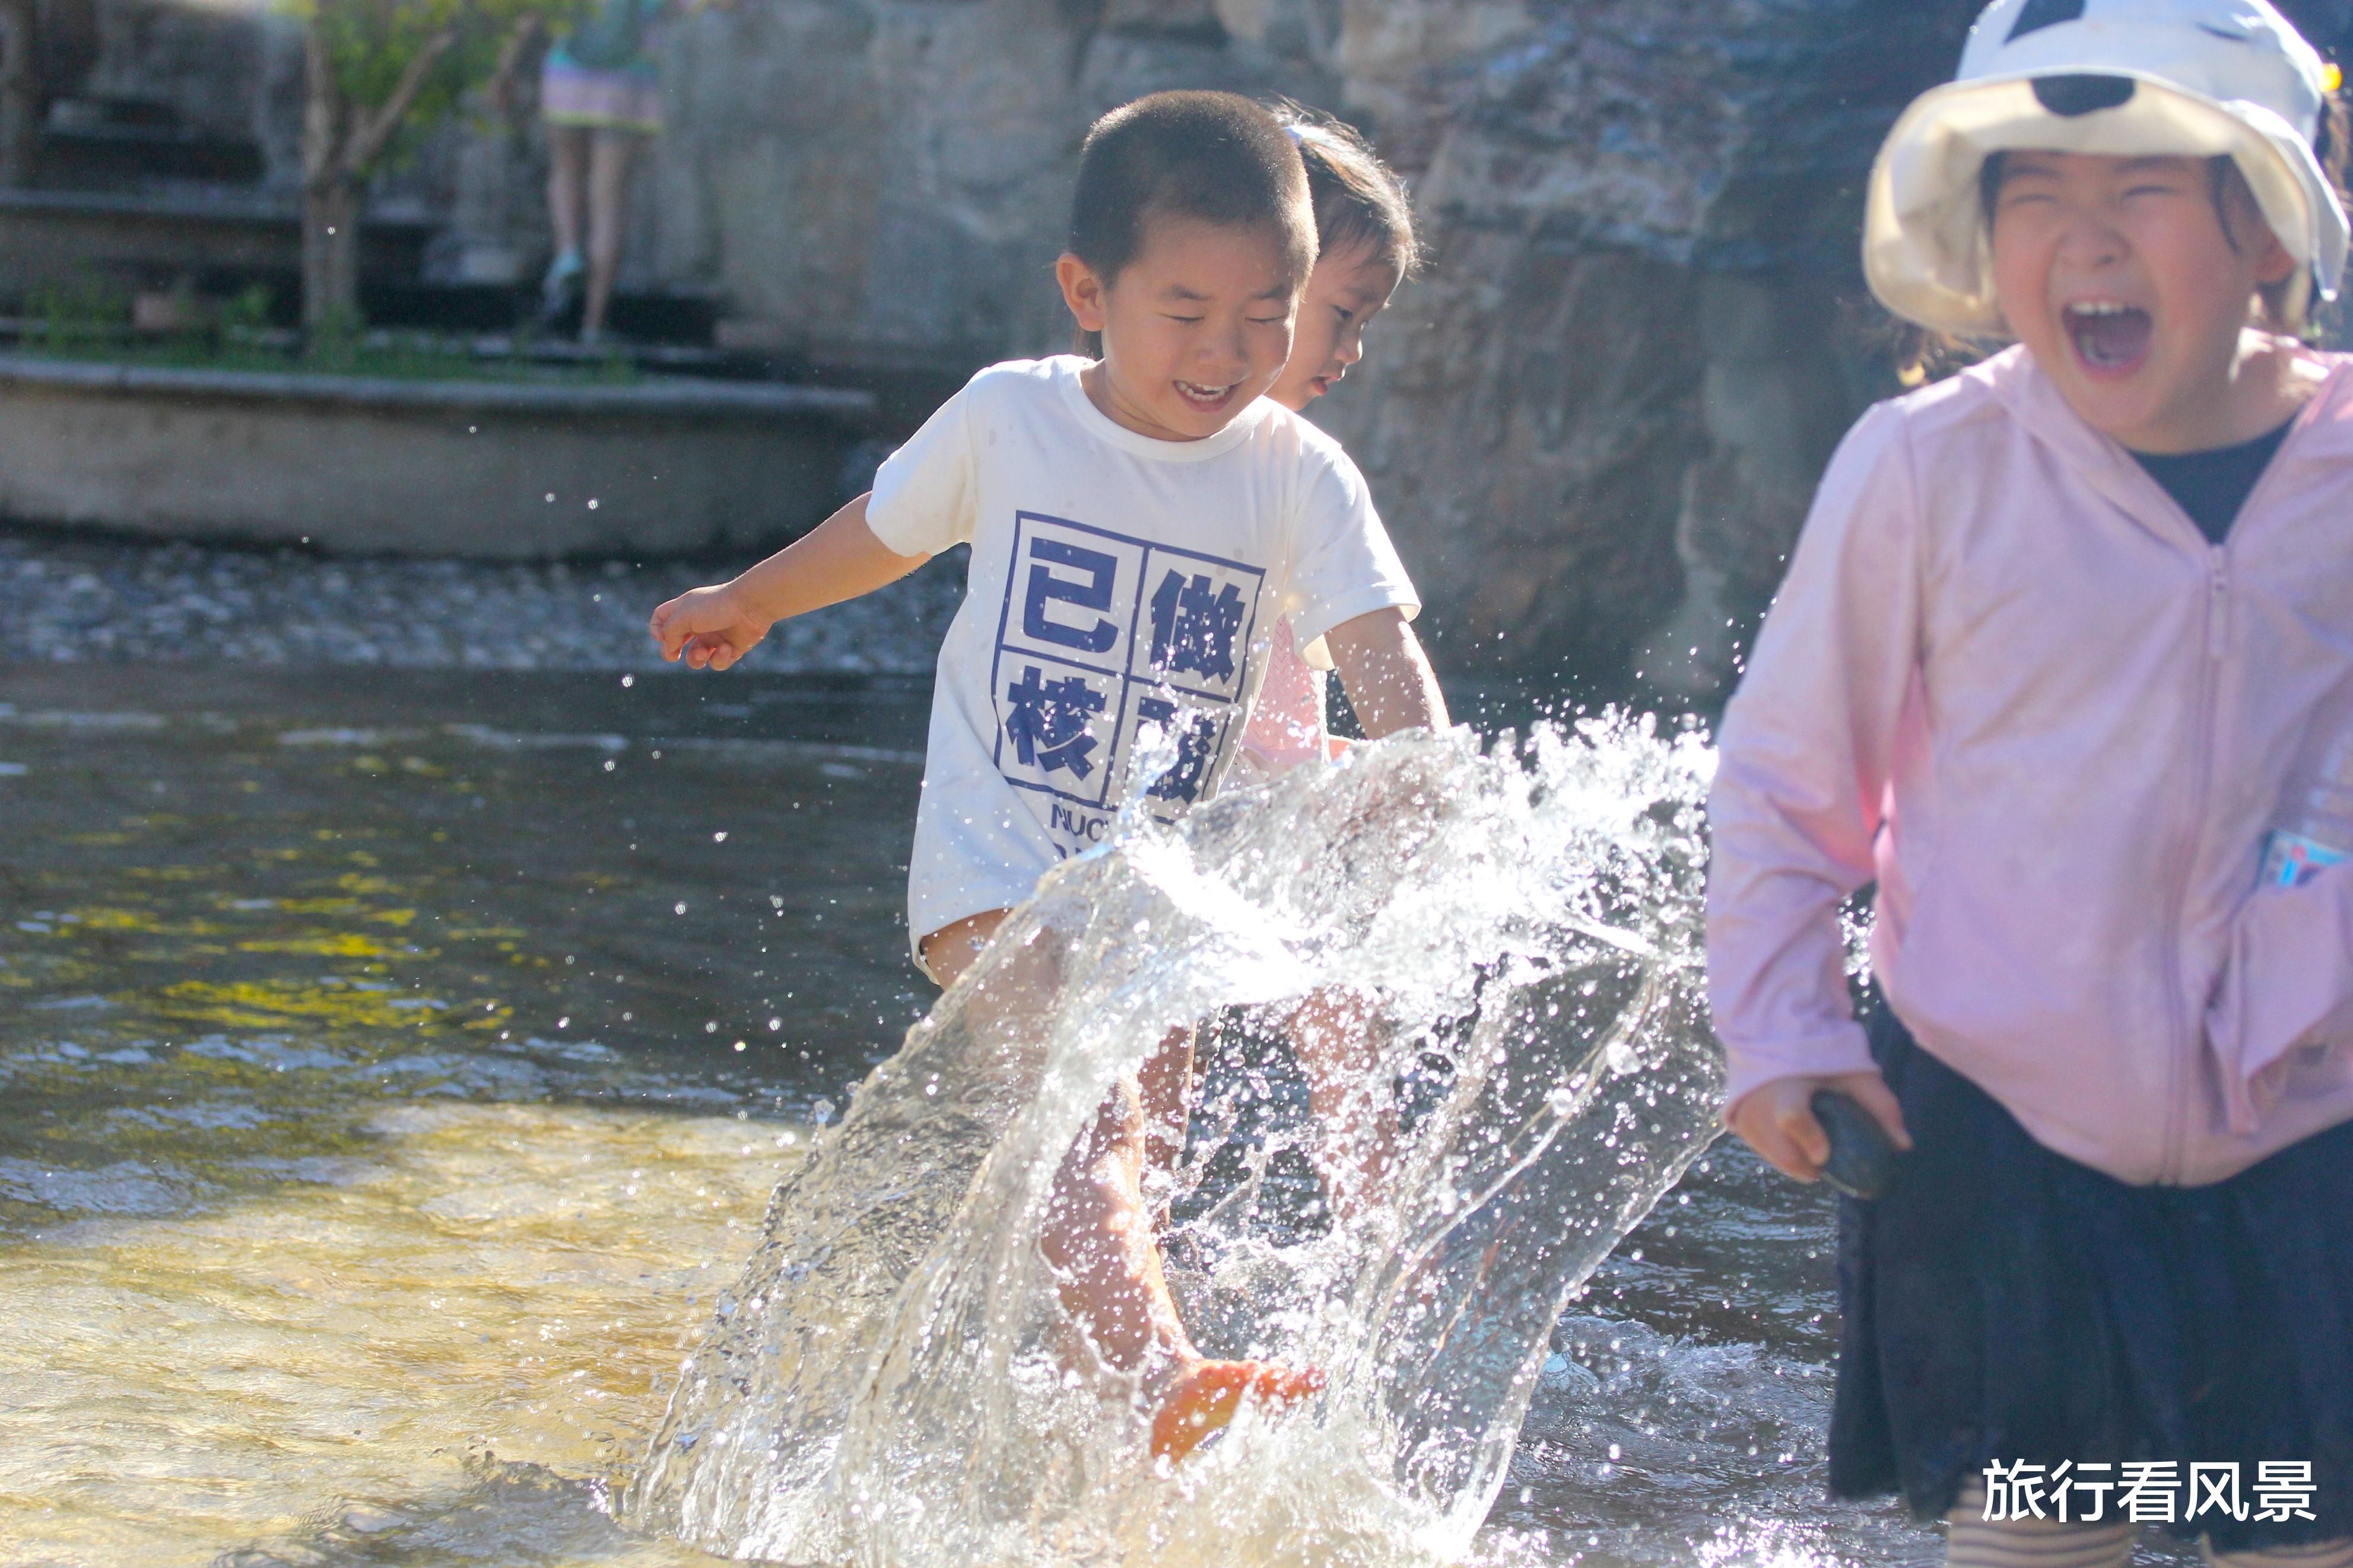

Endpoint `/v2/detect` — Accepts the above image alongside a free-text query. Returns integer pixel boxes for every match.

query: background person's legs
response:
[583,128,643,339]
[541,124,590,323]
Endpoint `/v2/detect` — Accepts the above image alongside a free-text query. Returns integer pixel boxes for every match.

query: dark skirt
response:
[1831,1008,2353,1551]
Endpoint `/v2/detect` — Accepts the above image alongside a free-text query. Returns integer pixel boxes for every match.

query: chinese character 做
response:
[1148,570,1244,683]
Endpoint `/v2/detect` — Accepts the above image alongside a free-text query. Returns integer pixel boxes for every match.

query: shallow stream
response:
[0,664,1957,1567]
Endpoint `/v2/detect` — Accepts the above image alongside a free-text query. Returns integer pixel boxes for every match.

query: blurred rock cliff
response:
[39,0,2353,694]
[558,0,1983,695]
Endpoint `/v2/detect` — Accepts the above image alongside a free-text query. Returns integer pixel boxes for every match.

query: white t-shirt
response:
[865,355,1419,955]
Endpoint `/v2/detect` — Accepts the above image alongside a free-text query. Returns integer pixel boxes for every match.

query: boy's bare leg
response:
[1289,987,1396,1223]
[919,912,1320,1461]
[916,908,1008,992]
[1136,1024,1195,1212]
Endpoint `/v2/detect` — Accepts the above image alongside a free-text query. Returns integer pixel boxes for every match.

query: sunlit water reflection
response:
[0,665,1960,1567]
[4,1100,762,1567]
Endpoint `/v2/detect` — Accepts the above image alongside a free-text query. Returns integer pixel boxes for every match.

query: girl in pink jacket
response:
[1708,0,2353,1561]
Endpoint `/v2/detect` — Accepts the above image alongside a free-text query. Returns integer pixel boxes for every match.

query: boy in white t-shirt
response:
[650,90,1447,1459]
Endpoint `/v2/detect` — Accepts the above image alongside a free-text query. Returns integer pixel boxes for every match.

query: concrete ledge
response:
[0,354,876,419]
[0,186,430,290]
[0,353,879,559]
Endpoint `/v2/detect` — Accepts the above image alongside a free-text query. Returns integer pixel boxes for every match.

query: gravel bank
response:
[0,526,964,675]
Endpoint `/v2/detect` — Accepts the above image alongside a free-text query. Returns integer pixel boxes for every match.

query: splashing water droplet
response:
[625,717,1719,1566]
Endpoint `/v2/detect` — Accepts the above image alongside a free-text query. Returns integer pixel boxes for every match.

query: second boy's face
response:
[1269,240,1401,414]
[1060,215,1302,441]
[1989,149,2297,453]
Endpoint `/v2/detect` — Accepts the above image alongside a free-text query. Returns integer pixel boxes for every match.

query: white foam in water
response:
[624,716,1721,1566]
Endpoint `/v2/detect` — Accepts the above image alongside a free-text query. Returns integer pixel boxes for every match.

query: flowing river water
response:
[0,662,1973,1568]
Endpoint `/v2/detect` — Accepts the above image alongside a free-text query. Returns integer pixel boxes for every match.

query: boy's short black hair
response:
[1068,90,1317,292]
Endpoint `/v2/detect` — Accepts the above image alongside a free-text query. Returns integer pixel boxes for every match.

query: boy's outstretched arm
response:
[1324,608,1448,739]
[649,493,929,671]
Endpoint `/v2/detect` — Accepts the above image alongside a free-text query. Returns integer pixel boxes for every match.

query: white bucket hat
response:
[1865,0,2351,336]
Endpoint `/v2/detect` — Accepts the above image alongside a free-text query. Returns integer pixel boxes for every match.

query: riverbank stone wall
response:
[56,0,2353,696]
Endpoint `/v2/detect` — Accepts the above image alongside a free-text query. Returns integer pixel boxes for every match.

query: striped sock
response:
[1946,1483,2136,1568]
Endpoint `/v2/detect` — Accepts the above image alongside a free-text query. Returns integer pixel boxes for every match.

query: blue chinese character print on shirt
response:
[989,511,1265,853]
[1135,695,1219,804]
[1003,666,1107,778]
[1148,570,1245,683]
[1022,537,1120,654]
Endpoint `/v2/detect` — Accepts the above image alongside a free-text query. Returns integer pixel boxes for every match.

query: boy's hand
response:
[1729,1069,1911,1182]
[641,495,924,672]
[650,583,770,671]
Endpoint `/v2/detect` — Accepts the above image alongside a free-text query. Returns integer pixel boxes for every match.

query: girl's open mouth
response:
[1174,379,1240,414]
[2066,303,2154,377]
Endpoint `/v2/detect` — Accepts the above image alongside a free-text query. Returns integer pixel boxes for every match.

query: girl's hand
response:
[1729,1069,1911,1182]
[649,583,770,671]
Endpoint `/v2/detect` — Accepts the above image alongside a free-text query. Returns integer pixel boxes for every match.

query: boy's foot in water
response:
[1149,1358,1325,1463]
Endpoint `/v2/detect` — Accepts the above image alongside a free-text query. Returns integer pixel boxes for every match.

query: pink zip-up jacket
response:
[1707,342,2353,1187]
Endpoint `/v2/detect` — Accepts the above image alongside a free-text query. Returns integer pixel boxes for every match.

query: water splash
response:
[625,715,1722,1566]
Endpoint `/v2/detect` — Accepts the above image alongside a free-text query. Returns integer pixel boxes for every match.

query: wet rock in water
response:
[0,529,962,674]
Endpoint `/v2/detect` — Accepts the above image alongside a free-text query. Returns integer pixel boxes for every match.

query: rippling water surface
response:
[0,664,1952,1567]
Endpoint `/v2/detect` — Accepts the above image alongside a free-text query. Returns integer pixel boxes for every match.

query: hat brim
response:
[1863,71,2351,336]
